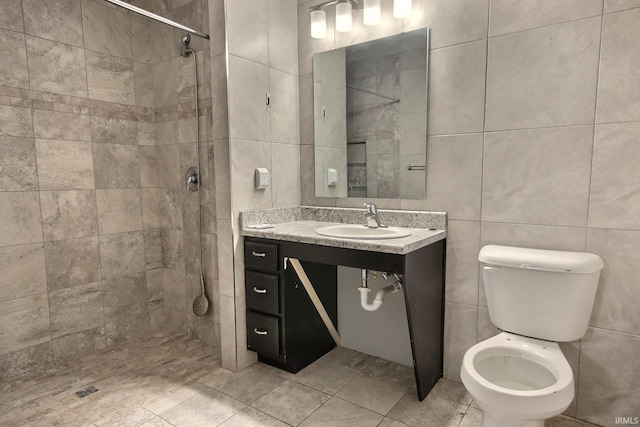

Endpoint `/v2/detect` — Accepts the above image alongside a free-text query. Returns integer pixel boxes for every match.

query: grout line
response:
[584,9,606,243]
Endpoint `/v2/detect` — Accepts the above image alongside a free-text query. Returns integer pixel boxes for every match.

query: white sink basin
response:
[315,224,411,240]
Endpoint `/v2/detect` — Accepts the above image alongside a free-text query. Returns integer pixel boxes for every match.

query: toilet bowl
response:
[460,245,604,427]
[461,332,574,427]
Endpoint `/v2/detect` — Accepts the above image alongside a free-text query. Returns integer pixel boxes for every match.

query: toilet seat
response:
[461,332,574,424]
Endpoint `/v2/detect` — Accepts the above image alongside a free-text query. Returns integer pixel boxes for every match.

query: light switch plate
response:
[255,168,270,189]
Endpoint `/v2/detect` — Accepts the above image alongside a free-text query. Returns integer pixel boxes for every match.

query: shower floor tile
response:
[0,335,601,426]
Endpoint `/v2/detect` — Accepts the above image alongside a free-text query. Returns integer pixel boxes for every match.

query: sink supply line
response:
[359,269,402,312]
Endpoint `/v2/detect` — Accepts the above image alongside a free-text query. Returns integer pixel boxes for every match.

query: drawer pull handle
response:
[251,251,266,258]
[253,328,268,335]
[253,287,267,294]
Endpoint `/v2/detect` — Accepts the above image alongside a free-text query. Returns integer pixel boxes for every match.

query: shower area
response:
[0,0,221,380]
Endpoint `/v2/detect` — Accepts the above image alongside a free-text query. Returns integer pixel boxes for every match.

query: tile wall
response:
[218,0,301,371]
[0,0,218,381]
[298,0,640,425]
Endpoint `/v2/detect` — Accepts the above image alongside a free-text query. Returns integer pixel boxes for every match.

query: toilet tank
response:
[479,245,604,342]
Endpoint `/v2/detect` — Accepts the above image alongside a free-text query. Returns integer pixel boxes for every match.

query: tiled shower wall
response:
[299,0,640,425]
[0,0,217,381]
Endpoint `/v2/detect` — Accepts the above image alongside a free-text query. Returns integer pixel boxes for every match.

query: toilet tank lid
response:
[479,245,604,274]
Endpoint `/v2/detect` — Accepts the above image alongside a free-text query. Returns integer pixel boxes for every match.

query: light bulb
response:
[363,0,380,26]
[310,8,327,39]
[335,1,352,33]
[393,0,412,19]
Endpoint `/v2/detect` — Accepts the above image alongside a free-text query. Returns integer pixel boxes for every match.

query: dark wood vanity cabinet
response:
[244,239,338,373]
[244,236,445,402]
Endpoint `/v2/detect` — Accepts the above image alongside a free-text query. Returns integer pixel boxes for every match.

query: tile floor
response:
[0,335,601,427]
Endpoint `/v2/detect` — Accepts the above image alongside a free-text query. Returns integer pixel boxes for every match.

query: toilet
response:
[460,245,604,427]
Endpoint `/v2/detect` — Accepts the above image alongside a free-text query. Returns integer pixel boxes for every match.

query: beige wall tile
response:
[33,109,91,142]
[404,0,489,49]
[0,136,38,191]
[269,0,299,75]
[489,0,603,37]
[0,29,29,89]
[102,272,148,321]
[0,192,43,247]
[152,58,177,107]
[596,7,640,123]
[482,126,593,226]
[0,105,33,138]
[0,342,52,382]
[0,293,50,355]
[604,0,640,12]
[49,282,103,339]
[105,311,149,346]
[162,229,185,272]
[35,139,95,190]
[93,144,140,189]
[22,0,83,47]
[82,0,133,59]
[44,236,101,291]
[139,146,159,188]
[485,18,601,131]
[134,62,155,108]
[100,231,145,279]
[40,190,97,241]
[0,0,24,32]
[227,0,268,65]
[587,228,640,335]
[423,134,483,220]
[443,301,477,381]
[164,269,187,312]
[427,41,486,135]
[271,142,301,208]
[444,220,480,306]
[228,56,270,141]
[86,51,135,104]
[96,189,143,234]
[589,123,640,229]
[51,326,106,362]
[270,69,300,144]
[577,328,640,426]
[90,117,138,145]
[0,243,46,302]
[26,36,88,98]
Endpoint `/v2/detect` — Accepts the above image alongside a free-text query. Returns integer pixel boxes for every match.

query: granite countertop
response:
[241,220,446,255]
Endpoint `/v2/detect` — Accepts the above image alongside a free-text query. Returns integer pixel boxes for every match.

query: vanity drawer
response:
[245,241,278,271]
[247,312,280,357]
[246,271,279,315]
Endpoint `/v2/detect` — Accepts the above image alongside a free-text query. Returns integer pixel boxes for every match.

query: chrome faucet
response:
[364,203,387,228]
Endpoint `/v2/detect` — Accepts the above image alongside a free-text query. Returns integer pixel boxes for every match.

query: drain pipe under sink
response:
[358,269,403,312]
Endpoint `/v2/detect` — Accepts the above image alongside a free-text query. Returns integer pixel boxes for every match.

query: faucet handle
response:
[364,202,377,215]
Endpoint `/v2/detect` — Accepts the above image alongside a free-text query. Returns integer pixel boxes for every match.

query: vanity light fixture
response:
[363,0,380,25]
[310,0,412,39]
[310,7,327,39]
[393,0,412,18]
[335,0,353,32]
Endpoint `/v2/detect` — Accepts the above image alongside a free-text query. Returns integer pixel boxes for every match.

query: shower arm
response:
[103,0,210,40]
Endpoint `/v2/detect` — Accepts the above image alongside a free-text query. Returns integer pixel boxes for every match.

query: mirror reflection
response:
[313,28,429,199]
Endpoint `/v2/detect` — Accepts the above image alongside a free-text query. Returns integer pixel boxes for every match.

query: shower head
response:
[180,33,192,57]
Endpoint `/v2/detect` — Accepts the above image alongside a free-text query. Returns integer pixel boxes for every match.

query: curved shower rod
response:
[103,0,210,40]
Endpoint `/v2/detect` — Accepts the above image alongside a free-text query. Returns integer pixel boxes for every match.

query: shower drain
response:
[75,386,99,398]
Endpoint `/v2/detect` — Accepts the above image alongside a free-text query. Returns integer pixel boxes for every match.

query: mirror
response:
[313,28,429,199]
